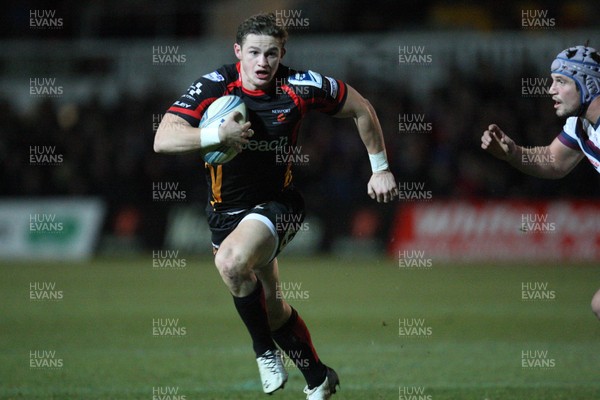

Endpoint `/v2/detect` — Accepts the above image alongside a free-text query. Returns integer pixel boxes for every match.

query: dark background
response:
[2,0,599,253]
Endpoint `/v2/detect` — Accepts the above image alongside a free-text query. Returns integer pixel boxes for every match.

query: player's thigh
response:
[216,218,277,271]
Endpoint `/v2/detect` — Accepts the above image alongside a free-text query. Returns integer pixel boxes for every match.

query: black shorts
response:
[206,187,305,261]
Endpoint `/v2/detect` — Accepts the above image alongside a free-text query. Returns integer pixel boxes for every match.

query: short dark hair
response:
[236,13,288,47]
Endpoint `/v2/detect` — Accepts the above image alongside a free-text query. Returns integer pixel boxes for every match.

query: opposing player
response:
[154,13,398,399]
[480,45,600,320]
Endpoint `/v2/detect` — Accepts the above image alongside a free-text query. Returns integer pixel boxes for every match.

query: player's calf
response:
[591,288,600,320]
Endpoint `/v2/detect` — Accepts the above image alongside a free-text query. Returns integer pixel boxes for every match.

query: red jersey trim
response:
[167,106,200,119]
[282,85,308,116]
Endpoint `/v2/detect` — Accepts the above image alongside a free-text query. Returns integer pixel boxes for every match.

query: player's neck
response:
[584,98,600,127]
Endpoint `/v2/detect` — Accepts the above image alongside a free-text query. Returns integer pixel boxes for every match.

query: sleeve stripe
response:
[167,106,201,119]
[557,130,580,150]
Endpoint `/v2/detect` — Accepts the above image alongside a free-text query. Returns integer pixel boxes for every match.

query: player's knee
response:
[214,246,252,283]
[591,289,600,320]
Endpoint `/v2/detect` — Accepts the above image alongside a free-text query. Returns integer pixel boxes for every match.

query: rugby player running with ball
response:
[154,13,398,399]
[481,45,600,320]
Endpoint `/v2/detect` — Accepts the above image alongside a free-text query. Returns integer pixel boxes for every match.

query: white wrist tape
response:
[369,151,389,173]
[201,126,220,148]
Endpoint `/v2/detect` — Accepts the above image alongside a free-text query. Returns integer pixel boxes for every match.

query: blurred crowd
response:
[2,53,599,249]
[3,0,600,250]
[3,0,598,38]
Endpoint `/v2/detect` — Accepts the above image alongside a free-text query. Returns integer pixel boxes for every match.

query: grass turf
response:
[1,255,599,399]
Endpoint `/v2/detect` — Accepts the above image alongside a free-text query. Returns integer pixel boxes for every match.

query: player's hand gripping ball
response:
[200,95,247,164]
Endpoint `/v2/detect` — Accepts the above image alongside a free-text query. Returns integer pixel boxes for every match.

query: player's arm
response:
[481,123,584,179]
[335,84,398,203]
[154,112,252,154]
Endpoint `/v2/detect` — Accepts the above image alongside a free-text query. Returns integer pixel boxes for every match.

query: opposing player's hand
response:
[367,171,398,203]
[218,111,254,153]
[481,124,516,161]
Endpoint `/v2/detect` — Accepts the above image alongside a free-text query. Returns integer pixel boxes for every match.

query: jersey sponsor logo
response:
[242,136,288,152]
[272,108,291,125]
[288,70,322,88]
[325,76,338,98]
[203,71,225,82]
[173,100,192,108]
[187,82,203,96]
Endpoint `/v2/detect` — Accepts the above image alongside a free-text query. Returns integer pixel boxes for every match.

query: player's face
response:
[548,73,580,118]
[234,34,285,91]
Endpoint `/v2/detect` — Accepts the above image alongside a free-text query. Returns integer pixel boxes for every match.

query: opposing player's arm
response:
[154,112,252,154]
[335,84,398,203]
[481,123,584,179]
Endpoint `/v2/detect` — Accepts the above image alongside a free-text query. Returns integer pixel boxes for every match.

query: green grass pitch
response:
[1,255,599,399]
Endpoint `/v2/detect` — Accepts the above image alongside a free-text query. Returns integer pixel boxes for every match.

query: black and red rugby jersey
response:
[166,62,348,212]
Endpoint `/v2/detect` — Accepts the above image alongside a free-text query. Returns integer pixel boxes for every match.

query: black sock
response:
[272,308,327,389]
[232,280,276,357]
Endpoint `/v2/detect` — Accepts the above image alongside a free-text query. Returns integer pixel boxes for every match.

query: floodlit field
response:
[1,255,599,399]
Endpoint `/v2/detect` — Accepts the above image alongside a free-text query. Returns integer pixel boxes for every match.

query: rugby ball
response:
[200,95,247,164]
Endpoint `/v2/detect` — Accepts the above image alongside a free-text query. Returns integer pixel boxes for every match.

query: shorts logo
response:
[279,227,297,250]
